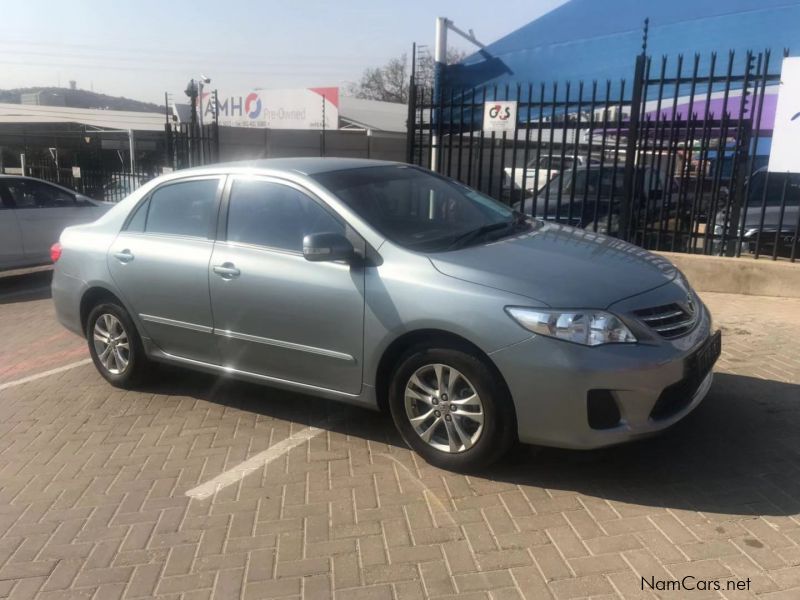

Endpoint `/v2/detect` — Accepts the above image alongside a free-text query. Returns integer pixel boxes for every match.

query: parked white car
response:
[0,176,112,270]
[504,155,598,194]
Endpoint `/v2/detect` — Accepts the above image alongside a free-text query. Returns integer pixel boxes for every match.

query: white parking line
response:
[0,358,92,393]
[185,425,325,500]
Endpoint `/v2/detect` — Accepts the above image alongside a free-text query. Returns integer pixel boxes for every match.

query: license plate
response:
[690,330,722,380]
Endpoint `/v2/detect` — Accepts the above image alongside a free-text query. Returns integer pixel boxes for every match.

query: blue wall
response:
[446,0,800,91]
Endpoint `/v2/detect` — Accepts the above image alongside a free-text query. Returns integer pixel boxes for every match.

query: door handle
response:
[113,249,134,263]
[213,263,240,278]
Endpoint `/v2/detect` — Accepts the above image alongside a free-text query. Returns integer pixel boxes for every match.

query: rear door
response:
[107,176,223,363]
[3,178,95,262]
[0,183,25,269]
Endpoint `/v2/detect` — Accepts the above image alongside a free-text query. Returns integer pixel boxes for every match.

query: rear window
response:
[747,172,800,206]
[3,179,75,208]
[139,179,219,237]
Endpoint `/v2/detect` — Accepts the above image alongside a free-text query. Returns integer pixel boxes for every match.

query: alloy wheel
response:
[404,363,485,453]
[93,313,130,375]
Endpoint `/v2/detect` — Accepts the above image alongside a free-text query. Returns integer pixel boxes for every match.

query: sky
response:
[0,0,567,105]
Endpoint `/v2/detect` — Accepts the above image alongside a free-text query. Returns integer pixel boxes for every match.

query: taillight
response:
[50,242,62,263]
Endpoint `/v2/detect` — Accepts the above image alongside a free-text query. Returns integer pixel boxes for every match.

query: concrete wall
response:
[217,127,406,163]
[657,252,800,299]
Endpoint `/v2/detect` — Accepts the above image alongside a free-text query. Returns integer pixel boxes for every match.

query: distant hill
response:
[0,87,164,113]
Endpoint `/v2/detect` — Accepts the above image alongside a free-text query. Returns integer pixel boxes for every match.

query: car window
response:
[125,198,150,232]
[4,179,76,208]
[748,172,800,206]
[0,183,14,208]
[312,165,513,252]
[226,179,344,252]
[546,168,625,199]
[144,179,219,237]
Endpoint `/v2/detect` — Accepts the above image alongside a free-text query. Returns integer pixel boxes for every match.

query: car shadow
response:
[136,366,799,518]
[490,372,800,517]
[0,269,53,304]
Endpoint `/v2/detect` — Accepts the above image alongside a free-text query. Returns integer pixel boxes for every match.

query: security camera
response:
[200,75,211,84]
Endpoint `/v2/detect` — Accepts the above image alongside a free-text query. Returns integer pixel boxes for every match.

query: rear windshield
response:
[747,172,800,206]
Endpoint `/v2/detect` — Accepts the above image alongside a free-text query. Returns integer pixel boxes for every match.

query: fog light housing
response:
[587,390,621,429]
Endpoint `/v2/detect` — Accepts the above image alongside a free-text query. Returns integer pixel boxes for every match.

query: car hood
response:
[428,222,677,308]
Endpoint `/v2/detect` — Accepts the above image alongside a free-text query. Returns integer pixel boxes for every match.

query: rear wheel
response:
[388,346,516,472]
[86,302,150,388]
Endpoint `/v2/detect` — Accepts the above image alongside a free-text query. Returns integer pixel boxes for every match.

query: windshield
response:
[747,172,800,207]
[541,167,629,202]
[313,165,515,252]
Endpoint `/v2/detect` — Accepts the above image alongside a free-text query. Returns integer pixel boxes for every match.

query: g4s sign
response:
[489,104,511,120]
[483,100,518,133]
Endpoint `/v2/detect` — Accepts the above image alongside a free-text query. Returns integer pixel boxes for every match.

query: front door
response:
[209,176,365,395]
[107,176,223,363]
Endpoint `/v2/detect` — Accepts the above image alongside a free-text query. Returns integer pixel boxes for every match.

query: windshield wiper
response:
[447,214,527,250]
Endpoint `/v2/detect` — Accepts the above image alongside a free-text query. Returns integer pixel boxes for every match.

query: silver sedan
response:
[51,158,720,471]
[0,175,111,270]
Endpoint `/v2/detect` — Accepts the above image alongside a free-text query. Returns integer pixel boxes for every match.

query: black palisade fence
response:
[407,48,797,261]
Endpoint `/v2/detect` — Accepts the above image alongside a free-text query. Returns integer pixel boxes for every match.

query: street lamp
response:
[184,79,199,126]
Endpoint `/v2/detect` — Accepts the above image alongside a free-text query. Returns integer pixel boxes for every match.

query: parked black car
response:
[713,169,800,257]
[513,165,686,248]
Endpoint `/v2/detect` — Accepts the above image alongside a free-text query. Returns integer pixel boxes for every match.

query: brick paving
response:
[0,272,798,599]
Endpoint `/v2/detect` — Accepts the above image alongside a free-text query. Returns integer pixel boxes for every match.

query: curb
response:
[656,252,800,299]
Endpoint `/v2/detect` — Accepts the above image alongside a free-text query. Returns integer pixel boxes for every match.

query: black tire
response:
[388,345,516,472]
[86,302,150,388]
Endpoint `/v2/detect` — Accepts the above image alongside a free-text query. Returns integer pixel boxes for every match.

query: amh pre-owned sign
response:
[203,87,339,130]
[482,100,518,133]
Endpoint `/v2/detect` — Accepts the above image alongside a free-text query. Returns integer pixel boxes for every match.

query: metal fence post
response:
[725,53,755,256]
[406,76,417,164]
[621,53,646,242]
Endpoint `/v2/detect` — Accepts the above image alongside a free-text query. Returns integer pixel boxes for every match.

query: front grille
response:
[650,331,721,420]
[633,302,697,339]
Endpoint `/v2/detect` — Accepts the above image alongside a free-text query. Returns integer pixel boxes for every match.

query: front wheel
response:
[86,302,150,388]
[388,346,516,472]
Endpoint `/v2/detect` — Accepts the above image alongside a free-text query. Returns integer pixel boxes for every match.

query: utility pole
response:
[321,93,327,157]
[185,79,199,167]
[430,17,485,172]
[431,17,447,172]
[128,129,135,173]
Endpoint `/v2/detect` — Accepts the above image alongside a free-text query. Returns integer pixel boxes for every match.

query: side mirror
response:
[302,232,355,263]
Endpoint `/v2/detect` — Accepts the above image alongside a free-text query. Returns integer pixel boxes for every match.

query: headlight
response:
[505,307,637,346]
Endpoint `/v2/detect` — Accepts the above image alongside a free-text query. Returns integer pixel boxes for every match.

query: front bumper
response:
[490,288,717,450]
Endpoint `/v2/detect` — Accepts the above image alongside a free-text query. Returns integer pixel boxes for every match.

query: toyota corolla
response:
[51,158,720,471]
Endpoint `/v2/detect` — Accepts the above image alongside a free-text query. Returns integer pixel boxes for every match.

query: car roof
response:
[0,174,83,192]
[177,157,401,177]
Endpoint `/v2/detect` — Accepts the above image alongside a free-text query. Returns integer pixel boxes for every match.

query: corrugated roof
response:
[339,97,406,132]
[0,102,165,131]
